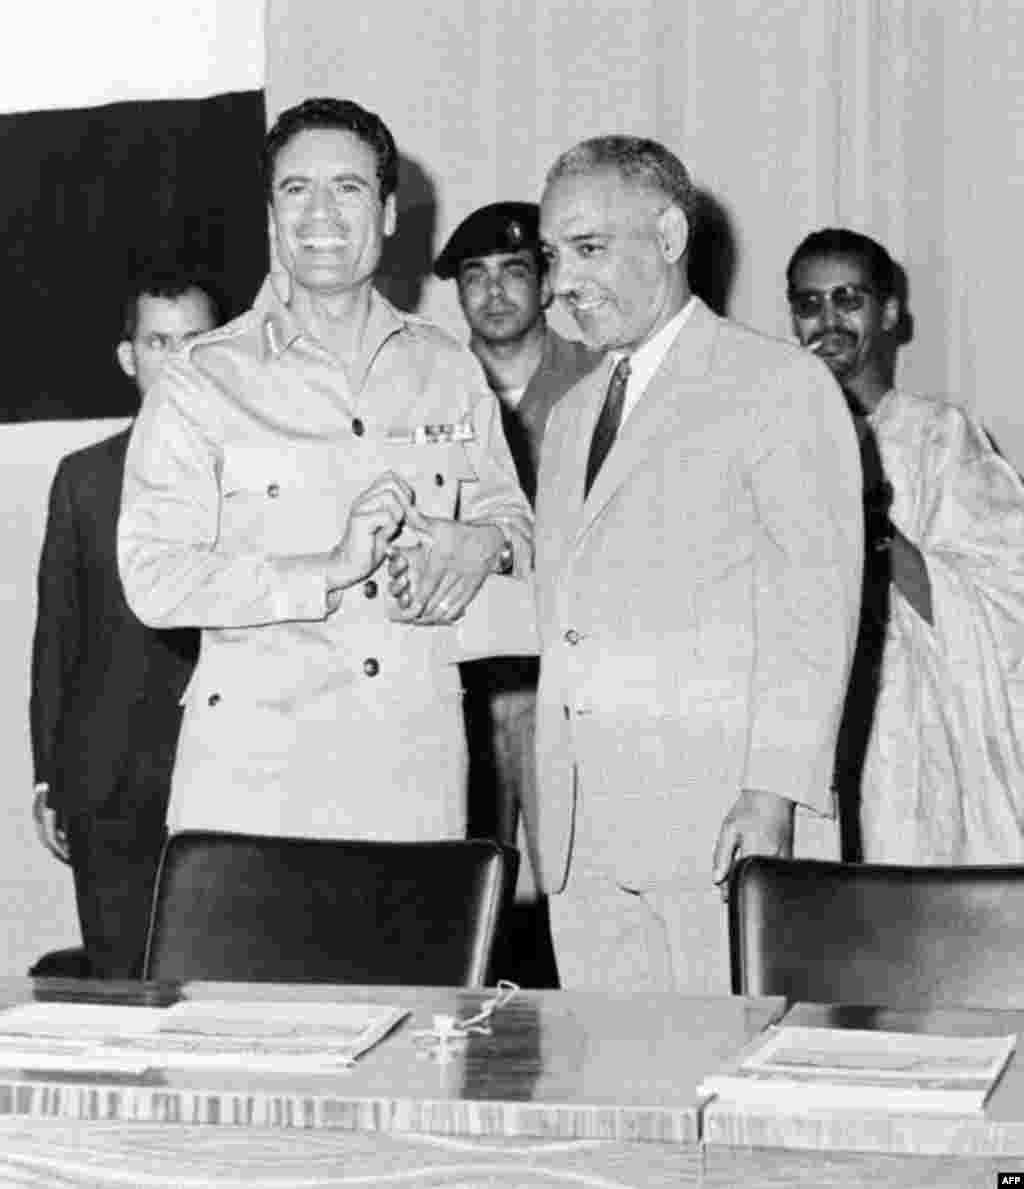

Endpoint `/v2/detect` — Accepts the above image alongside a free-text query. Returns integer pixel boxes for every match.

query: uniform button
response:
[563,704,570,720]
[363,579,378,599]
[434,472,444,486]
[363,657,380,677]
[564,629,581,645]
[207,693,221,707]
[266,482,280,498]
[352,417,365,437]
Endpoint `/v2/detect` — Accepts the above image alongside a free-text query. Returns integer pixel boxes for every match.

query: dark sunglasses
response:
[787,284,875,319]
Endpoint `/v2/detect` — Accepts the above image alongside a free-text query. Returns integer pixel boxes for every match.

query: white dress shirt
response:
[617,296,697,425]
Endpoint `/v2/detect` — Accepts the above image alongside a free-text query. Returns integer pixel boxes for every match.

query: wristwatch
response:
[494,536,515,576]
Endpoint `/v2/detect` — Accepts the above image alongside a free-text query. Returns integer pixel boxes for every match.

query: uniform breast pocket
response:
[220,444,343,555]
[385,443,478,519]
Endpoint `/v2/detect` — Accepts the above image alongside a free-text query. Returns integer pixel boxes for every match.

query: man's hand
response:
[711,788,794,898]
[32,787,69,864]
[386,514,504,625]
[326,472,417,596]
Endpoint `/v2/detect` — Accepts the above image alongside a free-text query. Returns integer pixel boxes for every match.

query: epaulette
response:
[180,309,263,362]
[398,309,467,353]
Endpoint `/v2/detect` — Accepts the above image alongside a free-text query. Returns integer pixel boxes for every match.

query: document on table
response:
[0,1000,410,1075]
[698,1025,1017,1115]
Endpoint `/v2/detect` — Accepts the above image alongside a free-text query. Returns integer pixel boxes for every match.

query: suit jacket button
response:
[434,472,444,486]
[363,657,380,677]
[207,693,221,707]
[564,629,581,645]
[352,417,365,437]
[363,579,378,599]
[266,482,280,498]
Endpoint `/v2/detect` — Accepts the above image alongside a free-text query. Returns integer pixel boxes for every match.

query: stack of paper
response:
[698,1025,1016,1115]
[0,1000,410,1075]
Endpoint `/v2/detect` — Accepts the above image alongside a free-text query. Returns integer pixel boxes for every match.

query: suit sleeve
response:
[743,354,864,813]
[29,461,80,813]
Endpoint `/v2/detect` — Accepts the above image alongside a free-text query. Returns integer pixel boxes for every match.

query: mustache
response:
[807,330,857,353]
[560,284,598,300]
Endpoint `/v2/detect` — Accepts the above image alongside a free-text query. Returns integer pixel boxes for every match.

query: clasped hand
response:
[326,471,417,593]
[386,516,503,625]
[326,471,500,623]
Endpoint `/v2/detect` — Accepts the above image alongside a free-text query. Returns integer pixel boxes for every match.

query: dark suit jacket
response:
[30,427,199,976]
[30,430,197,827]
[31,427,198,822]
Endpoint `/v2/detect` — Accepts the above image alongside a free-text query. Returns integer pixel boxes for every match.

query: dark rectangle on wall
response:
[0,89,269,421]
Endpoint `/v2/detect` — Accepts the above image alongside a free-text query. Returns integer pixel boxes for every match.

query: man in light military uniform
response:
[118,98,532,842]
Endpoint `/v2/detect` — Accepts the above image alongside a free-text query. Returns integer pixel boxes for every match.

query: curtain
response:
[267,0,1024,463]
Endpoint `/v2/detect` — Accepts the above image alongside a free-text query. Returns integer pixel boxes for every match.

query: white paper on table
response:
[138,1000,411,1071]
[698,1025,1017,1115]
[0,1000,410,1075]
[0,1003,166,1038]
[0,1003,166,1074]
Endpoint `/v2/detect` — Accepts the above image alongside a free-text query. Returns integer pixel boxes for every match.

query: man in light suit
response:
[526,136,863,993]
[31,269,219,977]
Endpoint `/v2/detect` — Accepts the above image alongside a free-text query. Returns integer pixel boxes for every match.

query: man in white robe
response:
[787,228,1024,863]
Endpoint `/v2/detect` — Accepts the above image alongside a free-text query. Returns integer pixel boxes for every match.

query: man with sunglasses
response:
[788,227,1024,863]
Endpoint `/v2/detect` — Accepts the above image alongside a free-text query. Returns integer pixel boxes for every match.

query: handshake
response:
[325,471,509,626]
[384,516,508,626]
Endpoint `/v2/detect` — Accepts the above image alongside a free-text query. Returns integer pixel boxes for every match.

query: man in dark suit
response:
[435,203,598,986]
[30,269,220,977]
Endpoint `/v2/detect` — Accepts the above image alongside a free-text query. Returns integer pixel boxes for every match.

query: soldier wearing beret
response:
[436,202,598,987]
[435,202,598,505]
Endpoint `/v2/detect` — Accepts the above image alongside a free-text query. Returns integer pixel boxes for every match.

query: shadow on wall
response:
[377,154,437,313]
[687,188,737,318]
[376,174,740,322]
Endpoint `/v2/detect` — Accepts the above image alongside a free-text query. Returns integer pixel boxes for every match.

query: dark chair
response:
[729,855,1024,1009]
[143,831,517,986]
[28,946,92,979]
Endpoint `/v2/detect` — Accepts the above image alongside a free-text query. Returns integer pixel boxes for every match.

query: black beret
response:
[434,202,541,280]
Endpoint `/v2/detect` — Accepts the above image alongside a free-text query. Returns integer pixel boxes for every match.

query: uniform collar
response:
[252,273,407,370]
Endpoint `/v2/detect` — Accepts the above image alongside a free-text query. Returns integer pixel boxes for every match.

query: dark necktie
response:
[584,355,631,497]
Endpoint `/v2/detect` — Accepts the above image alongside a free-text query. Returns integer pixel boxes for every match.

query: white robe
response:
[861,389,1024,863]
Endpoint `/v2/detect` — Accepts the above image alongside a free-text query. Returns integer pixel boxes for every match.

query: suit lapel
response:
[562,352,617,518]
[578,300,719,538]
[536,357,612,589]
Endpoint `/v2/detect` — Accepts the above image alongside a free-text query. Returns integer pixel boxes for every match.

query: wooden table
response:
[0,978,782,1188]
[702,1001,1024,1188]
